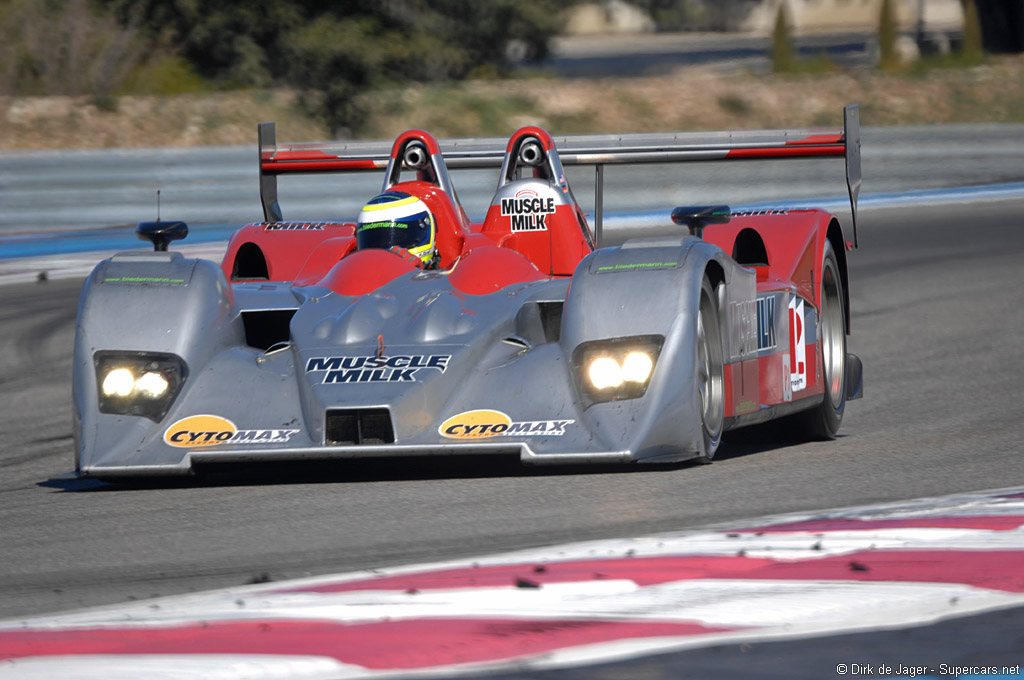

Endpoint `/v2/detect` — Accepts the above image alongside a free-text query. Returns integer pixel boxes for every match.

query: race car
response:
[71,107,863,477]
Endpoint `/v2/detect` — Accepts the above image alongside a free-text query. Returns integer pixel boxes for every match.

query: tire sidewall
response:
[817,240,847,435]
[698,277,725,459]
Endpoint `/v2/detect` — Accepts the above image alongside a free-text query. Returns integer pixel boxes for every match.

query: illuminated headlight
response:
[94,351,187,421]
[574,335,663,404]
[135,371,170,398]
[101,368,135,397]
[621,351,654,383]
[588,357,623,389]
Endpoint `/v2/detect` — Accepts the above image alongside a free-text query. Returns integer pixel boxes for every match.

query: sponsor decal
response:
[102,276,185,285]
[500,188,556,232]
[305,354,451,384]
[735,399,758,414]
[782,353,793,402]
[439,409,573,439]
[596,261,678,273]
[164,415,299,448]
[358,221,404,231]
[731,210,789,217]
[729,299,758,359]
[756,296,777,351]
[261,222,328,231]
[789,297,807,392]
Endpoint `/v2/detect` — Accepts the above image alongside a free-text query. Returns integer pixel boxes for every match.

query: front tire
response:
[695,276,725,462]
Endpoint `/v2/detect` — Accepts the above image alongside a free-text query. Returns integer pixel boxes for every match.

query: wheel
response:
[695,276,725,462]
[794,239,847,439]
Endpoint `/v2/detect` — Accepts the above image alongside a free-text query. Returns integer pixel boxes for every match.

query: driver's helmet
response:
[356,191,437,267]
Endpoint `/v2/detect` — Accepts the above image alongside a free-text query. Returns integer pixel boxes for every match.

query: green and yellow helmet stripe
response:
[406,214,436,258]
[355,191,437,265]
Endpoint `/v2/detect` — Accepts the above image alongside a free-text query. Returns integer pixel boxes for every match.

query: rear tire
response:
[695,276,725,462]
[794,239,847,439]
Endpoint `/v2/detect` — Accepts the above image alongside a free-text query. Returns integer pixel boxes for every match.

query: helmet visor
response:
[356,211,433,252]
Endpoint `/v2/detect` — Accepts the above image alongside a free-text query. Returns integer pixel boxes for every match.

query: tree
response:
[103,0,305,87]
[0,0,148,100]
[771,2,794,73]
[877,0,898,69]
[960,0,984,61]
[971,0,1024,54]
[103,0,572,134]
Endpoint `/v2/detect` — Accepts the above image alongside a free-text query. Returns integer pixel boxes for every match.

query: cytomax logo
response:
[439,410,573,439]
[164,415,299,448]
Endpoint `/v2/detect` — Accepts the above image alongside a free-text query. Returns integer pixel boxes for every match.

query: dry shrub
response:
[0,0,146,99]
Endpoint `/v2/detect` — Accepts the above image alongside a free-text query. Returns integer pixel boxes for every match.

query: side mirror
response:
[136,221,188,251]
[670,206,731,239]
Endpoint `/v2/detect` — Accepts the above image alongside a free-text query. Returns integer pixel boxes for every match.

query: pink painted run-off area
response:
[0,619,737,668]
[2,500,1022,674]
[731,515,1024,533]
[270,549,1024,597]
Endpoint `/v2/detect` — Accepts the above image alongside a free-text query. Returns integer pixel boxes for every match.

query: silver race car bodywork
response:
[72,108,863,477]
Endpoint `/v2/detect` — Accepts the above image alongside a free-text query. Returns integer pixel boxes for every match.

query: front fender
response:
[73,252,244,473]
[560,236,751,461]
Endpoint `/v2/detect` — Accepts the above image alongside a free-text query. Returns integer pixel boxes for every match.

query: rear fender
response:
[759,211,849,334]
[826,217,852,334]
[706,209,849,332]
[222,222,355,283]
[293,237,357,286]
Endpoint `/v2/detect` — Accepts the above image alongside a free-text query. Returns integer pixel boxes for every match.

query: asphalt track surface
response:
[2,197,1024,623]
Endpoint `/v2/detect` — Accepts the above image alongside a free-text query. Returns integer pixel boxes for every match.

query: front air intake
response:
[242,309,296,350]
[325,408,395,445]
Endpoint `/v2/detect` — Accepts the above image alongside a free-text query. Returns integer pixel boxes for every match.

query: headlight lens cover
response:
[94,351,187,422]
[574,335,663,404]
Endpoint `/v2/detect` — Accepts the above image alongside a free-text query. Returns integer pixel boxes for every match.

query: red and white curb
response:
[2,487,1023,679]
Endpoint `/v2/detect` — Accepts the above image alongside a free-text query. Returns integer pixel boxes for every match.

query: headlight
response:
[94,351,187,422]
[101,368,135,397]
[621,351,654,383]
[588,356,624,389]
[574,335,663,404]
[135,371,171,398]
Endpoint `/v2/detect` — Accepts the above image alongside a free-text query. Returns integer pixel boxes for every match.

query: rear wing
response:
[259,104,861,246]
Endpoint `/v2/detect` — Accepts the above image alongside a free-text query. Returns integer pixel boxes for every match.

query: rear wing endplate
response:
[258,104,861,246]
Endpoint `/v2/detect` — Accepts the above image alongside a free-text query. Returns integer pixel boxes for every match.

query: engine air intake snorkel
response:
[403,142,428,170]
[518,138,544,167]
